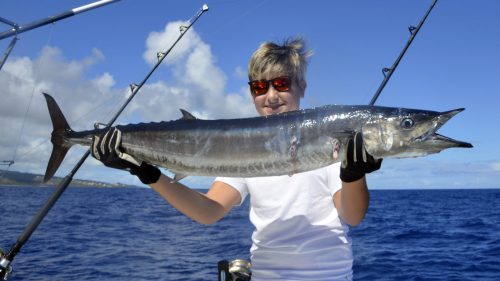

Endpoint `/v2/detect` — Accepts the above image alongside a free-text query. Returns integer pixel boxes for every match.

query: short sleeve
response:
[327,162,343,196]
[214,177,248,206]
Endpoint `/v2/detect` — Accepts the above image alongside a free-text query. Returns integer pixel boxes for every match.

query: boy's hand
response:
[340,132,382,183]
[92,127,160,184]
[92,127,141,170]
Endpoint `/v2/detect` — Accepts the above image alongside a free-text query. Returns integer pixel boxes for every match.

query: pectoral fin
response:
[171,173,188,183]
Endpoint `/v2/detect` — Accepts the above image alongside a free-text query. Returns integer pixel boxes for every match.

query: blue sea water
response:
[0,187,499,281]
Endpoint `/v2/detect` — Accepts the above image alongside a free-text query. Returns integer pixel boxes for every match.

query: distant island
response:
[0,169,138,188]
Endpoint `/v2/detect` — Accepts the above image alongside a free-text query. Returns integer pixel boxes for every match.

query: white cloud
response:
[491,162,500,171]
[134,21,255,120]
[92,72,115,92]
[0,45,120,179]
[370,158,500,189]
[234,66,247,80]
[143,21,201,66]
[0,21,255,185]
[184,42,225,93]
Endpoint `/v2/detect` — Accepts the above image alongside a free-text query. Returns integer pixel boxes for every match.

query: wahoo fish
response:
[42,93,472,182]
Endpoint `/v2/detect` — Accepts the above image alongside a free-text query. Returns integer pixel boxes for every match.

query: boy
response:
[92,38,381,280]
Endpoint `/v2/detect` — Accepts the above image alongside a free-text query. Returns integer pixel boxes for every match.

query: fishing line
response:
[205,0,268,34]
[9,24,56,170]
[12,90,126,168]
[0,23,55,178]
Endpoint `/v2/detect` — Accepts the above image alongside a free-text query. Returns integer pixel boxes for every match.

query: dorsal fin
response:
[180,109,196,120]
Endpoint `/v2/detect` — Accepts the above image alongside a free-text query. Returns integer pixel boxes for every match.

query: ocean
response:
[1,187,499,281]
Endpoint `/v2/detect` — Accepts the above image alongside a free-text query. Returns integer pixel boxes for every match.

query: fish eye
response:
[401,118,414,129]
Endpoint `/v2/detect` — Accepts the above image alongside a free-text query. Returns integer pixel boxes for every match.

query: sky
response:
[0,0,498,189]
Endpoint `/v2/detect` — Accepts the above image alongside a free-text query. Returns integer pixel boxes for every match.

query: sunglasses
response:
[248,76,291,96]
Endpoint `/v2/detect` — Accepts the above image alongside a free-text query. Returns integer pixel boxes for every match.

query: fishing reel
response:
[218,259,252,281]
[0,248,12,280]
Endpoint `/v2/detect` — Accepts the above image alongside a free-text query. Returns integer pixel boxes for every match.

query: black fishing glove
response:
[91,127,161,184]
[340,132,382,183]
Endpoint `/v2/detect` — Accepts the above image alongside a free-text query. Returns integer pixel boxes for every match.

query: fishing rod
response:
[368,0,438,106]
[0,36,17,71]
[0,0,121,40]
[0,4,209,280]
[0,0,121,71]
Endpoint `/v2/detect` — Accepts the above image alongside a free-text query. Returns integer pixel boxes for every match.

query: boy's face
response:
[251,74,305,116]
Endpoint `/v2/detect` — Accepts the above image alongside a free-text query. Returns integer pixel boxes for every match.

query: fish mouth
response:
[416,108,473,148]
[428,133,473,148]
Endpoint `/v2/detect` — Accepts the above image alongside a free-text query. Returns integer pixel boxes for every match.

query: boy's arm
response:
[334,178,369,226]
[150,175,241,225]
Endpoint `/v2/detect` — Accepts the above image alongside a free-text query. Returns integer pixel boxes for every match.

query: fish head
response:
[361,108,472,158]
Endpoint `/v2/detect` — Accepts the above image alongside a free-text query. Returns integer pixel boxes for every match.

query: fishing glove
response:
[91,127,161,184]
[340,132,382,183]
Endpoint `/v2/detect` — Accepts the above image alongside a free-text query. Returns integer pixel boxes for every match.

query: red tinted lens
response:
[250,80,269,96]
[272,77,291,92]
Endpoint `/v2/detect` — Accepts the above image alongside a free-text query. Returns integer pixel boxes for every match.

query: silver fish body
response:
[42,94,472,181]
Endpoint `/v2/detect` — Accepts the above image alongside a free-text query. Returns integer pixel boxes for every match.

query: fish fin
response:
[179,109,197,120]
[44,145,71,182]
[42,93,74,182]
[171,173,188,183]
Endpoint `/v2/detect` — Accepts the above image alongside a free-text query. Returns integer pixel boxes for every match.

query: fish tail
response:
[42,93,73,182]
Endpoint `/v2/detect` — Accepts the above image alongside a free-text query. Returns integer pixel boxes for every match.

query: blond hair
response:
[248,37,313,84]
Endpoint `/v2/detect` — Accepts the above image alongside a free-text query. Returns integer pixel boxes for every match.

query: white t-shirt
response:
[215,163,353,281]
